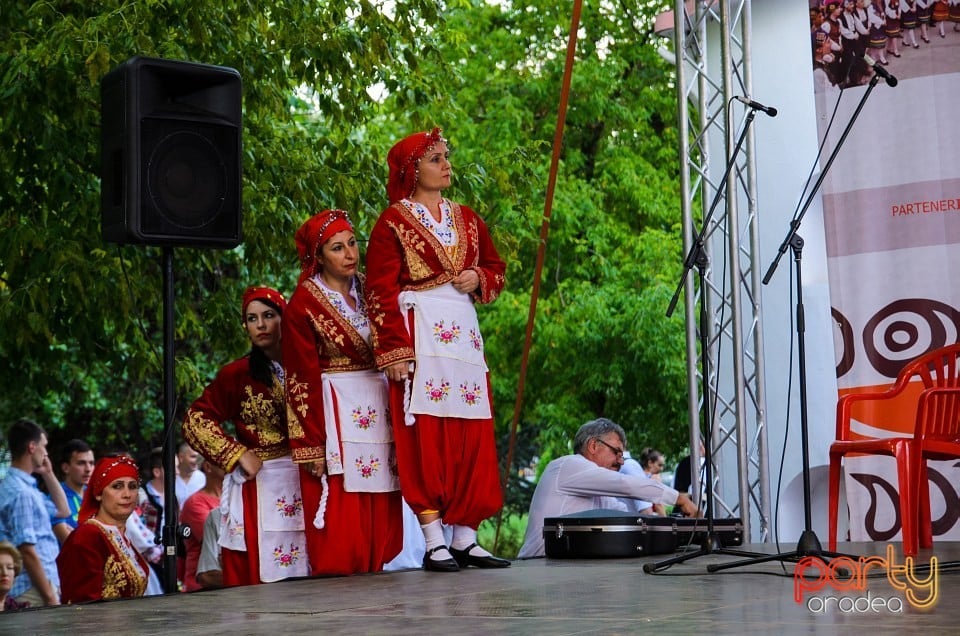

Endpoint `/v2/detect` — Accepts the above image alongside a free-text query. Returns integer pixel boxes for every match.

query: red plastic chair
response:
[828,344,960,555]
[915,386,960,549]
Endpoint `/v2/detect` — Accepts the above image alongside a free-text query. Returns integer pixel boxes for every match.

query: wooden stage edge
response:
[5,542,960,635]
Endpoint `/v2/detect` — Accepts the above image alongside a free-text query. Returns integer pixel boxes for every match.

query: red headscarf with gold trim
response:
[242,286,286,319]
[386,127,446,204]
[294,209,354,284]
[78,455,140,523]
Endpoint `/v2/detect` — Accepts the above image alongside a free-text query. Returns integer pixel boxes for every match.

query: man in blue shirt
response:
[51,439,95,543]
[0,418,69,606]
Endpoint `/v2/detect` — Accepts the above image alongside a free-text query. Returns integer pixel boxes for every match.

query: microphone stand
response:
[645,106,767,573]
[708,72,885,574]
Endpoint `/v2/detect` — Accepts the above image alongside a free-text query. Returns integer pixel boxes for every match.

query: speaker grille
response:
[140,117,240,242]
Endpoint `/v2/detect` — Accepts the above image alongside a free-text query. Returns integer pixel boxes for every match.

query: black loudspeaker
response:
[101,56,242,248]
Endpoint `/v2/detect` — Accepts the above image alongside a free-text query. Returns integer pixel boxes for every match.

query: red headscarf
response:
[294,209,354,283]
[242,286,287,318]
[386,127,446,204]
[78,455,140,523]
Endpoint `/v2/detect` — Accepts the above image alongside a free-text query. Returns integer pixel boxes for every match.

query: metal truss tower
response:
[659,1,771,542]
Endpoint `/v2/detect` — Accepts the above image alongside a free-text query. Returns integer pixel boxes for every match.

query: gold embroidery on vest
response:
[387,219,432,280]
[240,385,284,446]
[287,373,310,420]
[449,201,469,271]
[367,289,385,328]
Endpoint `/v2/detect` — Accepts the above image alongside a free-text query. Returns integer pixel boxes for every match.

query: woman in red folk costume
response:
[57,455,149,603]
[182,287,309,586]
[365,127,510,572]
[283,209,403,576]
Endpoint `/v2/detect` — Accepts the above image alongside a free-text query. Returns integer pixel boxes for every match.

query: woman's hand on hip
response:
[236,450,263,480]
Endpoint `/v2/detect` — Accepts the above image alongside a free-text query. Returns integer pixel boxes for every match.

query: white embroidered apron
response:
[255,457,309,582]
[322,369,400,494]
[399,283,492,421]
[219,470,247,552]
[218,457,309,582]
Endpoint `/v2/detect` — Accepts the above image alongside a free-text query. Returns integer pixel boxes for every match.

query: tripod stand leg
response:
[644,535,724,574]
[644,535,769,574]
[706,531,856,573]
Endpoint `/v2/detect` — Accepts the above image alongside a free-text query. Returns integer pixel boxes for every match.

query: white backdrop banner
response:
[810,5,960,543]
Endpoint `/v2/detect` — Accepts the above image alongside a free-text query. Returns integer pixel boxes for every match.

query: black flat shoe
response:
[422,546,460,572]
[449,544,511,569]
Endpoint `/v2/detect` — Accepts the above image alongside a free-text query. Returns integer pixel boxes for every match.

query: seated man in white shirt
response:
[518,418,699,558]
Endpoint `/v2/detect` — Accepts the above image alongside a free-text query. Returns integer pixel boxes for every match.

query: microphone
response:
[734,96,778,117]
[863,54,898,87]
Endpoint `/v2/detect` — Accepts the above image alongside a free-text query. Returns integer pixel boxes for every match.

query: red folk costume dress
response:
[183,288,309,587]
[365,194,507,530]
[57,455,149,604]
[57,519,149,603]
[284,257,403,575]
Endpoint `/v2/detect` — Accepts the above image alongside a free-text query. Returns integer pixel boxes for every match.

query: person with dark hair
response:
[90,449,163,595]
[365,127,510,572]
[518,418,699,559]
[618,447,666,515]
[56,455,149,603]
[137,446,168,542]
[0,418,68,605]
[840,0,870,85]
[284,209,404,576]
[639,447,666,477]
[51,439,94,543]
[183,286,309,586]
[639,447,668,515]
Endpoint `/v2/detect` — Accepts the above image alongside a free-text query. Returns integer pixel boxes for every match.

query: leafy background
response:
[0,1,690,553]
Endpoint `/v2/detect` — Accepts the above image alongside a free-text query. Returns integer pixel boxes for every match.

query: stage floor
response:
[5,542,957,634]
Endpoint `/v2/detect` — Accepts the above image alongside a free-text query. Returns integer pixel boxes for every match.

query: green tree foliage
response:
[0,1,690,484]
[0,0,451,454]
[401,2,692,480]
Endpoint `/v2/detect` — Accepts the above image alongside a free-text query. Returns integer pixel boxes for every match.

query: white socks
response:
[420,519,452,560]
[420,520,495,559]
[451,525,492,557]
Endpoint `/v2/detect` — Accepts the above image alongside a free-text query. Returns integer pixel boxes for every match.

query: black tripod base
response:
[706,530,852,573]
[643,533,766,574]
